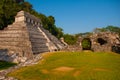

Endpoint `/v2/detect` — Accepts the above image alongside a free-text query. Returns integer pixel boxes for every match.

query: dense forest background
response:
[0,0,120,45]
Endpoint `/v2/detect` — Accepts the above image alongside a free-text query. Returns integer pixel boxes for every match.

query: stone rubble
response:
[0,53,43,80]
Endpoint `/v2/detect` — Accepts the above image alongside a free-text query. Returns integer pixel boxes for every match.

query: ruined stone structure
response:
[78,32,120,53]
[0,11,65,62]
[90,32,120,52]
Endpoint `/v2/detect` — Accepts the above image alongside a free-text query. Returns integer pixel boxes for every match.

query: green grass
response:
[8,51,120,80]
[0,60,16,70]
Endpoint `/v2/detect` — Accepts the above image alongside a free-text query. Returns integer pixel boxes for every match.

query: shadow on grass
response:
[0,60,16,70]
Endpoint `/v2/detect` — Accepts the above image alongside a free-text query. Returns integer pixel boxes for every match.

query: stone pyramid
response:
[0,11,65,62]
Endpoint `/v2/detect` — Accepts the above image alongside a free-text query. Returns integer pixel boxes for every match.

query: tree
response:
[93,26,120,36]
[15,0,24,3]
[93,28,107,33]
[48,16,55,25]
[63,34,77,45]
[20,2,33,12]
[105,26,120,34]
[0,0,35,29]
[0,0,21,29]
[76,32,92,37]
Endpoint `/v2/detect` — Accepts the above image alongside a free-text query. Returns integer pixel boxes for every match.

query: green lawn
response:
[0,60,16,70]
[8,51,120,80]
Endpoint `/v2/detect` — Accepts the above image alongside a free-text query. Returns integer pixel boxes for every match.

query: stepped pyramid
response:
[0,11,65,62]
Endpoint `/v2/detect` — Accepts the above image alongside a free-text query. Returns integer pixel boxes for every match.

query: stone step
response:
[33,49,49,54]
[32,48,49,52]
[0,46,32,55]
[13,22,26,25]
[0,33,29,38]
[7,27,26,30]
[30,38,46,41]
[8,23,26,27]
[30,40,47,44]
[28,30,42,34]
[7,25,27,30]
[0,30,27,34]
[32,45,48,49]
[0,41,31,47]
[30,34,46,39]
[0,46,31,50]
[29,32,43,36]
[0,46,21,51]
[30,38,47,42]
[0,38,29,42]
[32,43,47,47]
[27,26,39,30]
[27,26,40,31]
[29,34,44,38]
[32,45,48,50]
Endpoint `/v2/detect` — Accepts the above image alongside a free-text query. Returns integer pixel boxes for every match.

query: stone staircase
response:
[40,26,65,50]
[26,24,49,54]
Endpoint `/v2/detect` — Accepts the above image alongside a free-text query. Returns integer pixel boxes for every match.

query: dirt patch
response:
[41,69,49,74]
[73,71,81,77]
[93,68,110,72]
[53,66,74,72]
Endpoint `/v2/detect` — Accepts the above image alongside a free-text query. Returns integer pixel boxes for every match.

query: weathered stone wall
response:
[90,32,120,52]
[78,32,120,53]
[0,11,65,62]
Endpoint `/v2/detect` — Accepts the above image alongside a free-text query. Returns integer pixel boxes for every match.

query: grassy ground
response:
[8,51,120,80]
[0,60,16,70]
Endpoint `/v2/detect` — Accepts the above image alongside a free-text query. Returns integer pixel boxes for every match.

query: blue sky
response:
[26,0,120,34]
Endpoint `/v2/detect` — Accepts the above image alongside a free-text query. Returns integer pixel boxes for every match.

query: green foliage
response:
[0,60,16,70]
[20,1,33,12]
[0,0,32,29]
[46,16,63,39]
[93,26,120,36]
[105,26,120,35]
[36,14,64,39]
[76,32,92,37]
[0,0,21,29]
[63,34,77,45]
[15,0,24,3]
[93,28,107,33]
[8,52,120,80]
[82,38,91,50]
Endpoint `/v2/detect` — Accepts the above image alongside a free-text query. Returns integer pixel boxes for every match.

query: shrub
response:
[82,38,91,50]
